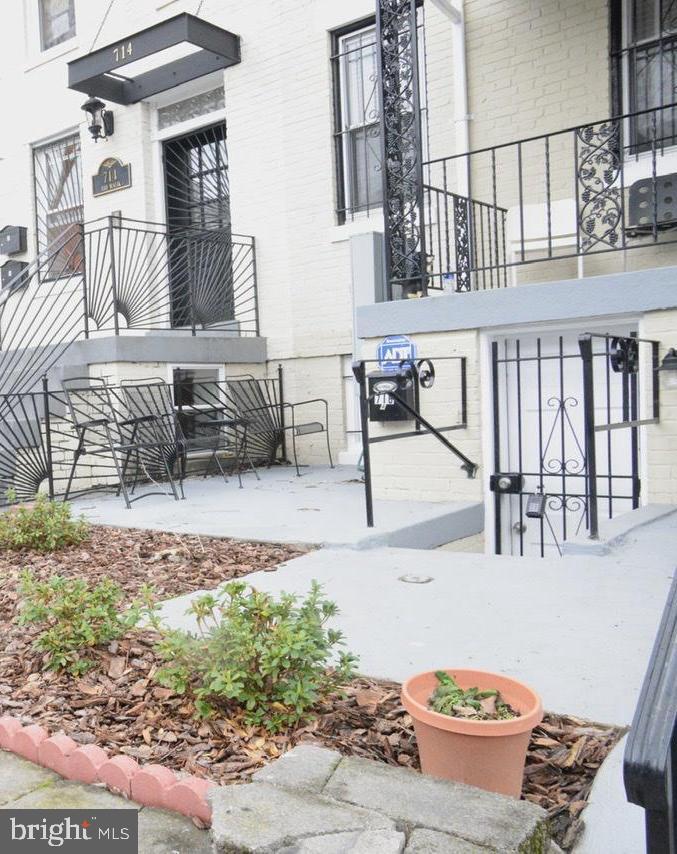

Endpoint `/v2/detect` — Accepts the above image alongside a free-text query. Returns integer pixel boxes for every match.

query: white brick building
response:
[0,0,676,555]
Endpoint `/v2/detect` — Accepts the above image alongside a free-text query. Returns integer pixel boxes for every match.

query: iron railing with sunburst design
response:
[0,374,284,505]
[0,216,258,395]
[423,102,677,292]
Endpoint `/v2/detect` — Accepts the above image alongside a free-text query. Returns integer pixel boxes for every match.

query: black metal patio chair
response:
[128,377,257,488]
[61,376,181,509]
[226,377,334,477]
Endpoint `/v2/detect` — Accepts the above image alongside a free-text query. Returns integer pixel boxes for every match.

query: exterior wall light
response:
[81,97,114,142]
[658,348,677,390]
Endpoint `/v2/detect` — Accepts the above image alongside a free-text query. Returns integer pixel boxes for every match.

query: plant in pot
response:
[401,669,543,798]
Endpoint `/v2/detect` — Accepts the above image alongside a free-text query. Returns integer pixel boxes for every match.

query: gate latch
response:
[489,473,523,494]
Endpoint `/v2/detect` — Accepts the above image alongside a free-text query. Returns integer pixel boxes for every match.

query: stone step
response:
[209,745,551,853]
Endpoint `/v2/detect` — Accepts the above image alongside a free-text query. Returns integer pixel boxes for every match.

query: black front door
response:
[163,123,233,328]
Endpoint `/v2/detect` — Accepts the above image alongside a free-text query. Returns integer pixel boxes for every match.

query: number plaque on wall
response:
[92,158,132,197]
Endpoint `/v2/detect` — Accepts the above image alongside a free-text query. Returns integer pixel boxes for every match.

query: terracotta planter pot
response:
[402,668,543,798]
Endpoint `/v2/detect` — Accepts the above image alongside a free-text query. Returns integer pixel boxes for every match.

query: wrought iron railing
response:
[423,102,677,292]
[0,217,258,395]
[0,374,283,505]
[624,572,677,854]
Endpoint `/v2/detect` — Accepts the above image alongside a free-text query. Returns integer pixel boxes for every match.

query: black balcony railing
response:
[423,102,677,293]
[0,217,258,395]
[624,572,677,854]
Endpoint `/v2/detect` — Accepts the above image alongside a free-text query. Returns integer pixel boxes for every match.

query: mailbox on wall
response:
[368,369,416,422]
[0,226,27,256]
[1,260,28,289]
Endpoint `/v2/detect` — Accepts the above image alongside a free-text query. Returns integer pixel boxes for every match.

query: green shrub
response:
[0,493,89,552]
[17,570,143,675]
[150,580,358,732]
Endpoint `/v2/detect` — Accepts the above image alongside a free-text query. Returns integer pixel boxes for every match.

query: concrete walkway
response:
[158,508,675,726]
[0,751,210,852]
[71,466,482,549]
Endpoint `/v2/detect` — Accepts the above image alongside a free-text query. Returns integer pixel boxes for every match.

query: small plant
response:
[429,671,518,721]
[0,492,89,552]
[149,580,358,732]
[17,570,144,674]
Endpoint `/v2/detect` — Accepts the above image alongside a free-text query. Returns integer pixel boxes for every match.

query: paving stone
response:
[210,781,394,853]
[278,829,406,853]
[324,756,549,853]
[5,780,141,811]
[0,750,58,805]
[138,806,212,853]
[252,745,342,792]
[405,828,486,853]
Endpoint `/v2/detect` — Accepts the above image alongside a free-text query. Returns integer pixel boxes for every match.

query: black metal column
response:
[376,0,427,299]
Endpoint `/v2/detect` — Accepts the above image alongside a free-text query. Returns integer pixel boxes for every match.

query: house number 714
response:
[113,42,133,62]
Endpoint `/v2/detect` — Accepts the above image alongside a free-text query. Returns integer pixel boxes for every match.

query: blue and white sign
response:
[377,335,417,373]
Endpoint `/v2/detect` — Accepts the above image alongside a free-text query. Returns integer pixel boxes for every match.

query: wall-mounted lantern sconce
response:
[81,96,114,142]
[658,348,677,390]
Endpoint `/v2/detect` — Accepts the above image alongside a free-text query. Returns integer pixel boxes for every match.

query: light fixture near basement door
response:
[81,96,114,142]
[658,347,677,390]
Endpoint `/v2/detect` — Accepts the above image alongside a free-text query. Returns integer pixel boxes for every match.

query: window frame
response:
[331,16,382,226]
[610,0,677,151]
[331,8,427,226]
[32,131,84,280]
[38,0,76,53]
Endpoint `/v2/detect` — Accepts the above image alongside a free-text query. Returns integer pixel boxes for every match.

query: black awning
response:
[67,13,240,105]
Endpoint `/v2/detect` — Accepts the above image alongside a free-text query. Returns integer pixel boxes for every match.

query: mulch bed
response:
[0,526,306,621]
[0,527,623,850]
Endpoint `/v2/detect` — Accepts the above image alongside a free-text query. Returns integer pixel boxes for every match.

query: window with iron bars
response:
[39,0,76,51]
[33,133,83,278]
[611,0,677,149]
[331,13,427,224]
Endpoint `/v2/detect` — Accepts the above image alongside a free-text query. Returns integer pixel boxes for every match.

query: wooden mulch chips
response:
[0,527,622,850]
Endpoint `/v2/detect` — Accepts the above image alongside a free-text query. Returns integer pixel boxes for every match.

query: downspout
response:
[430,0,470,195]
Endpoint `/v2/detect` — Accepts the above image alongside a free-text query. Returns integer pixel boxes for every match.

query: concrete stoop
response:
[209,745,552,853]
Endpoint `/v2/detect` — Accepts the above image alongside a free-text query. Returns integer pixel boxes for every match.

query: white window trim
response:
[166,363,226,388]
[24,0,78,71]
[334,14,428,225]
[619,0,677,171]
[336,22,383,221]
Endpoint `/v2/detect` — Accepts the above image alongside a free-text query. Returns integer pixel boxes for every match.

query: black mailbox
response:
[368,369,416,422]
[0,226,27,256]
[1,260,29,289]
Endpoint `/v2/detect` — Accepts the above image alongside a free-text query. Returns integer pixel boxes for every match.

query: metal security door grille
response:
[163,123,233,327]
[491,330,643,557]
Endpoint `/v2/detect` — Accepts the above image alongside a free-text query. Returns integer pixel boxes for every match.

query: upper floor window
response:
[331,13,427,224]
[332,23,383,223]
[611,0,677,148]
[33,133,83,276]
[39,0,76,51]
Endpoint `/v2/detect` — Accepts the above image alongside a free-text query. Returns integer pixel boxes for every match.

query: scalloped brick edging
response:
[0,716,214,825]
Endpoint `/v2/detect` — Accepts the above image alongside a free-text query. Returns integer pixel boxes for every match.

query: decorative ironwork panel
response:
[452,194,471,292]
[376,0,426,297]
[576,121,623,253]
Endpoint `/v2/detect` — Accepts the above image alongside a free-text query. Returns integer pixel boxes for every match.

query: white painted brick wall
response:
[640,309,677,504]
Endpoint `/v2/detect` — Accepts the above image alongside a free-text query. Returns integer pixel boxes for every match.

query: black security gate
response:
[491,330,660,557]
[163,123,233,327]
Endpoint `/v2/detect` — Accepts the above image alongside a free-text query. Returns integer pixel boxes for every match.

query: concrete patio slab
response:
[71,465,482,549]
[157,509,676,726]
